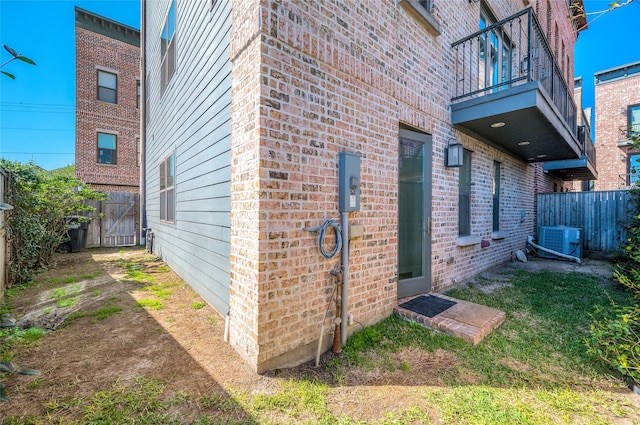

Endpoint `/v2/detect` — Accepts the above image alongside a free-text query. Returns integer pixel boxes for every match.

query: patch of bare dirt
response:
[1,248,269,421]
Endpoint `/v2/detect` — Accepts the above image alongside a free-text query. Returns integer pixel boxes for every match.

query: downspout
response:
[139,0,147,245]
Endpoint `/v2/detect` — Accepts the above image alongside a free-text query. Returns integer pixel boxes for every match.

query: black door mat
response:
[399,295,457,318]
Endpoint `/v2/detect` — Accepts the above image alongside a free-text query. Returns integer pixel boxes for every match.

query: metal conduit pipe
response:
[340,212,349,346]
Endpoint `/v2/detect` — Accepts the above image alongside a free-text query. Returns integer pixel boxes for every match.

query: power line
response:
[0,102,74,108]
[1,152,74,155]
[2,127,74,132]
[2,109,74,114]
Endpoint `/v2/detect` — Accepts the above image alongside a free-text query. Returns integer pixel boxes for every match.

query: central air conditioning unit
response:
[537,226,582,259]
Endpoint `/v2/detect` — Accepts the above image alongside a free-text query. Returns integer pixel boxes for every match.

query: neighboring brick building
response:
[143,0,590,372]
[592,61,640,190]
[75,7,140,193]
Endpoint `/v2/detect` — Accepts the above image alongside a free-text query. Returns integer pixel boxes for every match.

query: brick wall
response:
[75,24,140,192]
[593,70,640,190]
[229,0,264,369]
[229,0,581,372]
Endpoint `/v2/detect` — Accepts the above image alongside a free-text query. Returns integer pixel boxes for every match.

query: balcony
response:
[450,8,581,162]
[617,123,640,147]
[544,120,597,181]
[619,173,639,189]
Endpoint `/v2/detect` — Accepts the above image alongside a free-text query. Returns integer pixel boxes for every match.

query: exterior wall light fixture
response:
[446,141,464,167]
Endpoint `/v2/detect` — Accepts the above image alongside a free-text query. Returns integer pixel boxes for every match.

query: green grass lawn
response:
[3,268,638,424]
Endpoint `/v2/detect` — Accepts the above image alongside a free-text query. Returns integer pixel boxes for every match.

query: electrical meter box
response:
[339,151,361,212]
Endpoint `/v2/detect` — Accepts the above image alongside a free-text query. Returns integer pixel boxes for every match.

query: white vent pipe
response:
[526,235,581,264]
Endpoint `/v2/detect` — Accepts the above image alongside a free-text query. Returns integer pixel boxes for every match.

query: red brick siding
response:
[593,72,640,190]
[229,0,581,372]
[75,26,140,191]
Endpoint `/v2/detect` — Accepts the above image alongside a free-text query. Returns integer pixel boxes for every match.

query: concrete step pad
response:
[394,293,505,345]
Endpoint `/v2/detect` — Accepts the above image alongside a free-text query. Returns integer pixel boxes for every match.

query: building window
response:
[493,161,501,232]
[145,72,151,124]
[160,153,175,222]
[628,104,640,137]
[397,0,440,35]
[546,0,551,40]
[97,132,117,164]
[160,0,177,93]
[554,23,559,58]
[417,0,433,12]
[629,154,640,186]
[136,80,140,109]
[136,138,140,167]
[459,149,472,236]
[97,70,117,103]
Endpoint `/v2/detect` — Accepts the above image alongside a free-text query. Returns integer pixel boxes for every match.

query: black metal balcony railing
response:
[619,173,640,188]
[619,123,640,140]
[577,124,596,167]
[451,7,577,137]
[577,107,596,167]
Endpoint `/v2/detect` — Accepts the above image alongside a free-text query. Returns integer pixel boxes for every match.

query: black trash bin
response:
[78,220,88,251]
[63,216,89,253]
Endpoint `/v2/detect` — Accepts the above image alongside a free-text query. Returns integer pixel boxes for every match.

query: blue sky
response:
[0,0,139,170]
[0,0,638,170]
[575,0,640,119]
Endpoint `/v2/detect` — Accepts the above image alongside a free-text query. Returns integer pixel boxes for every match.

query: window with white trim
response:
[160,153,175,222]
[160,0,177,94]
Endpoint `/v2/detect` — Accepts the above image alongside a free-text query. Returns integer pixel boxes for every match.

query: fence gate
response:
[537,190,634,253]
[87,192,139,247]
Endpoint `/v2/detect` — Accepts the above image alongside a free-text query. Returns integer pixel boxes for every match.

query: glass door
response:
[398,129,432,298]
[479,6,512,91]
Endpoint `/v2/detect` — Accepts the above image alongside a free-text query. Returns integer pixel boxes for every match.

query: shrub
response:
[1,160,106,285]
[587,304,640,384]
[587,162,640,384]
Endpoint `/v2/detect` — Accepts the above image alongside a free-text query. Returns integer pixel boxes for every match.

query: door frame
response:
[397,127,432,298]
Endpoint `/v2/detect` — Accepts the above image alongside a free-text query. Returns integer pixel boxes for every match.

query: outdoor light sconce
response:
[445,141,464,167]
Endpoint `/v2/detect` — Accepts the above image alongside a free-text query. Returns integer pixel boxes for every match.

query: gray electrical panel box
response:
[339,151,361,212]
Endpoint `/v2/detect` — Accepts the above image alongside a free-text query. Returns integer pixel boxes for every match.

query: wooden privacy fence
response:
[86,192,140,247]
[0,169,7,298]
[537,190,634,253]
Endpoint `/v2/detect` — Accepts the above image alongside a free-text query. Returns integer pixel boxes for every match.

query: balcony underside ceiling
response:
[451,81,582,162]
[543,158,598,181]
